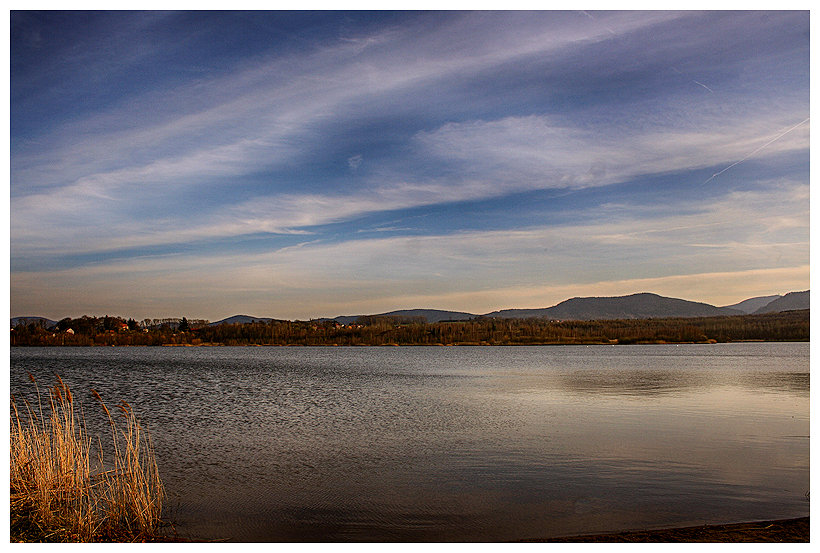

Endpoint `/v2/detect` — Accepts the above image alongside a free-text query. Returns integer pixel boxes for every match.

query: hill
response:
[332,309,476,324]
[483,293,743,320]
[11,290,809,330]
[10,316,57,329]
[722,295,782,314]
[210,315,275,326]
[753,290,810,314]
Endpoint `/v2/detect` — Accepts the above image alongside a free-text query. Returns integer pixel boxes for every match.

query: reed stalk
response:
[10,375,165,542]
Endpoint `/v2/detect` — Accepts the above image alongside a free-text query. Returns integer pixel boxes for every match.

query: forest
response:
[9,310,809,347]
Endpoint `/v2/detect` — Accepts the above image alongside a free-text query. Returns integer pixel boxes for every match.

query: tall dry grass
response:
[10,375,165,542]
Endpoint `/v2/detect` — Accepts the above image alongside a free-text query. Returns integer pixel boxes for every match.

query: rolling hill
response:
[13,290,809,328]
[482,292,744,320]
[209,315,275,326]
[10,316,57,328]
[722,295,782,314]
[332,309,476,325]
[753,290,810,314]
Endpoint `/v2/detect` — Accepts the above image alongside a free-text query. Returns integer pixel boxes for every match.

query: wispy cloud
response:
[10,11,809,318]
[15,12,672,194]
[347,154,363,170]
[11,107,809,257]
[12,13,686,195]
[11,178,807,319]
[415,111,808,190]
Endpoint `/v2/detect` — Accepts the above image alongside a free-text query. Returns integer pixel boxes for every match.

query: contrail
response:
[693,80,713,93]
[671,68,713,93]
[702,117,810,185]
[579,10,617,35]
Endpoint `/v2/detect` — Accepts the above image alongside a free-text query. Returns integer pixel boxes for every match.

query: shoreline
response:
[15,516,811,543]
[527,517,809,543]
[9,338,809,348]
[163,517,810,543]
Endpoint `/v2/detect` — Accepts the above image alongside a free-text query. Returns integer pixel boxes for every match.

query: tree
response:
[178,317,190,332]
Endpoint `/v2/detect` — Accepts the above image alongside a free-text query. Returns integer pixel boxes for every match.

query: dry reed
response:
[10,375,165,542]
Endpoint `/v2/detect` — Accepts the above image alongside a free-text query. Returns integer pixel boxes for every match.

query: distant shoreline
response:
[161,338,803,347]
[9,339,809,348]
[162,516,811,543]
[530,516,809,543]
[11,310,809,347]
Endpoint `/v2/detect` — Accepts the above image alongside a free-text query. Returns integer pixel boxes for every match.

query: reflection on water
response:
[10,343,809,541]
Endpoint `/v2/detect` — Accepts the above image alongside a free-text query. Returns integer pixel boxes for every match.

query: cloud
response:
[347,154,363,170]
[10,11,809,319]
[11,178,808,320]
[11,105,809,258]
[16,12,673,194]
[11,12,687,226]
[414,112,809,191]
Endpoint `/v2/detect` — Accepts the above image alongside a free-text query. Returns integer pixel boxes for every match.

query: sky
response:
[9,9,811,321]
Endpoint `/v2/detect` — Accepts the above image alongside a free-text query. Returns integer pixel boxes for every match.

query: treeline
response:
[10,315,203,347]
[10,310,809,347]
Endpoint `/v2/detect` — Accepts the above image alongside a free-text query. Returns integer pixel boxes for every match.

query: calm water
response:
[10,343,809,541]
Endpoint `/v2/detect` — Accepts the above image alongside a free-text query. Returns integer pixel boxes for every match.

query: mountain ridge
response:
[209,315,275,326]
[10,316,57,328]
[12,290,809,327]
[721,295,782,314]
[752,290,810,314]
[482,292,743,320]
[329,308,476,325]
[321,291,807,324]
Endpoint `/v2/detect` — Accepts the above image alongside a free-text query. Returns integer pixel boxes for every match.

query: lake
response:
[9,343,810,541]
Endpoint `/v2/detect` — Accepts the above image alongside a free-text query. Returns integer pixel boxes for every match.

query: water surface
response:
[10,343,809,541]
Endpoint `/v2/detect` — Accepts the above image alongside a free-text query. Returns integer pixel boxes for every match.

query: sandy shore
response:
[532,517,809,542]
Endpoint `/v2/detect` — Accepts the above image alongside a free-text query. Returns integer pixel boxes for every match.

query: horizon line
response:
[10,289,808,323]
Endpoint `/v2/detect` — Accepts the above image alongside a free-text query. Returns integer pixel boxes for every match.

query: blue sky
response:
[9,10,810,321]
